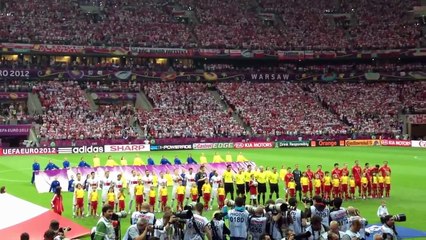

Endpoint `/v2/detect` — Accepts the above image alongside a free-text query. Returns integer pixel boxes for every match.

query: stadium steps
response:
[85,92,99,111]
[209,88,253,134]
[27,93,43,115]
[136,92,153,111]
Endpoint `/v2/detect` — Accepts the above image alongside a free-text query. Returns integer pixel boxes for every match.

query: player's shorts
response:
[177,194,184,203]
[185,187,191,198]
[355,179,361,188]
[192,194,198,202]
[211,188,218,199]
[135,195,143,204]
[270,184,279,194]
[149,197,156,206]
[236,184,245,195]
[350,187,355,194]
[224,183,234,195]
[324,185,331,193]
[309,182,313,191]
[91,201,98,210]
[288,189,295,197]
[315,187,321,195]
[218,195,225,203]
[332,187,340,195]
[302,185,309,193]
[258,183,266,193]
[250,194,257,200]
[372,184,377,190]
[203,193,211,202]
[76,198,84,208]
[378,183,384,189]
[385,184,391,191]
[119,200,125,210]
[341,184,348,192]
[108,201,115,208]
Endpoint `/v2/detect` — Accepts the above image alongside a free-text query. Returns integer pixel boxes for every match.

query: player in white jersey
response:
[100,171,113,204]
[142,170,153,199]
[156,172,167,210]
[171,169,182,208]
[72,173,85,218]
[210,172,222,209]
[185,168,196,204]
[183,202,212,240]
[86,171,98,216]
[127,170,139,213]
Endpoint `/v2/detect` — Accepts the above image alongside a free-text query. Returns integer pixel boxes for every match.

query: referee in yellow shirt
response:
[269,167,279,200]
[235,168,246,197]
[256,166,267,205]
[223,164,235,200]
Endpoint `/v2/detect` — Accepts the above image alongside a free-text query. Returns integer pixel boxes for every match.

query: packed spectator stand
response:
[0,0,422,49]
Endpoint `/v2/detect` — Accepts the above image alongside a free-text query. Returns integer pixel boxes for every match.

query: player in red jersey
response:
[341,164,349,177]
[363,163,372,197]
[315,165,325,194]
[352,160,363,197]
[380,161,391,177]
[331,163,342,178]
[284,167,293,199]
[306,165,314,197]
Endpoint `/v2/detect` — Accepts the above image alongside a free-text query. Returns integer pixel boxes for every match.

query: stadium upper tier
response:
[0,0,422,50]
[20,80,425,141]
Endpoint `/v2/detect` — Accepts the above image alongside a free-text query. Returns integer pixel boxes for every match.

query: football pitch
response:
[1,146,425,239]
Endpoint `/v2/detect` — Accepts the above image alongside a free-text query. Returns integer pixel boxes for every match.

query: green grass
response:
[1,147,426,239]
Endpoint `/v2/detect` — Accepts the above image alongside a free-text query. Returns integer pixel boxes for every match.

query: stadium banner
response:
[104,144,150,153]
[192,142,234,150]
[57,146,105,154]
[0,124,32,136]
[274,140,310,148]
[381,139,411,147]
[411,140,426,148]
[234,142,273,149]
[0,147,57,156]
[34,161,256,193]
[345,139,381,147]
[311,140,344,147]
[150,144,193,151]
[407,114,426,124]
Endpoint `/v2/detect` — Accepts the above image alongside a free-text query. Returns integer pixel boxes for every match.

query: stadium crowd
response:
[39,154,397,240]
[138,82,246,139]
[0,0,422,49]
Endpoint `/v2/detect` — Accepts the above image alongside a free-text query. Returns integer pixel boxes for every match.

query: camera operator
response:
[346,207,368,240]
[288,197,307,235]
[48,220,71,240]
[183,202,212,240]
[94,205,115,240]
[329,198,349,232]
[305,196,330,228]
[228,196,250,240]
[248,206,268,240]
[381,215,399,240]
[304,215,329,240]
[341,218,362,240]
[211,211,230,240]
[131,203,156,226]
[323,221,345,240]
[266,199,292,240]
[153,212,174,240]
[122,218,151,240]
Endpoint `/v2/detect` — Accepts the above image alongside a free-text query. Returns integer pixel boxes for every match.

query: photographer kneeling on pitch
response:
[381,214,406,240]
[178,202,212,240]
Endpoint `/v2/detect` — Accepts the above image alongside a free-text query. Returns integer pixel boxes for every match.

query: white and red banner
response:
[381,139,411,147]
[104,144,150,153]
[411,140,426,148]
[234,142,273,149]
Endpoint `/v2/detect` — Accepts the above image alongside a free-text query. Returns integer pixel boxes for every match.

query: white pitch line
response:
[0,178,28,183]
